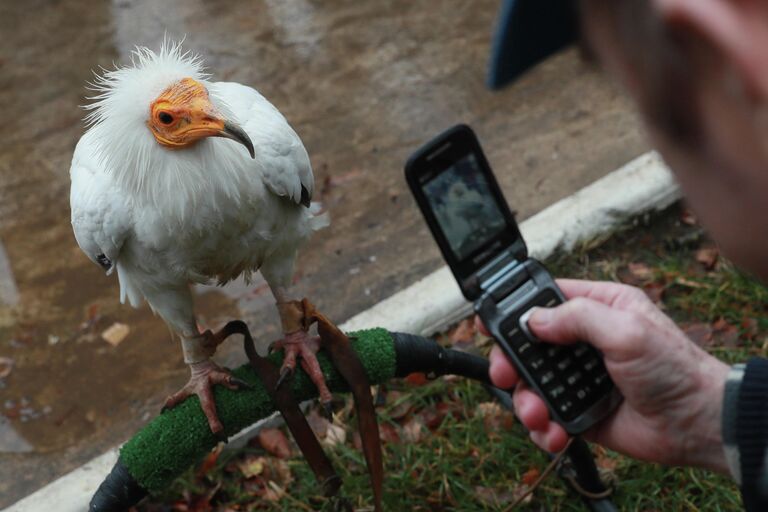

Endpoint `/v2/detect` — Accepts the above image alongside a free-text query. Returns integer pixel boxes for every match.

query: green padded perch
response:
[123,328,395,492]
[89,328,491,511]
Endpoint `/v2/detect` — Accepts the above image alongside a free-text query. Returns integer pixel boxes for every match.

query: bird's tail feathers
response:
[308,202,330,231]
[116,264,144,308]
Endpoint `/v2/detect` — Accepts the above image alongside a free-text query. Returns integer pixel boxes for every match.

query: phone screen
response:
[420,154,508,262]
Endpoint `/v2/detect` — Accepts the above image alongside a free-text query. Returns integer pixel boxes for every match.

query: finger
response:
[512,383,550,432]
[474,315,491,337]
[199,386,223,433]
[489,345,519,389]
[527,297,642,357]
[556,279,644,307]
[530,421,570,453]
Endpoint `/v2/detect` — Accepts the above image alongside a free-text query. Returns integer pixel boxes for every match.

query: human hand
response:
[480,279,730,473]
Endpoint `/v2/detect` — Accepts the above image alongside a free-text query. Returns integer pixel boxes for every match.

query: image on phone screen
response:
[422,154,507,260]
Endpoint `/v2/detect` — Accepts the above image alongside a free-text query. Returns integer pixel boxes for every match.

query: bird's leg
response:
[271,299,334,415]
[163,328,250,434]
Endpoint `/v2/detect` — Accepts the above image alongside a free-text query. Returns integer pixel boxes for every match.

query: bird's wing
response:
[69,132,132,274]
[213,82,314,207]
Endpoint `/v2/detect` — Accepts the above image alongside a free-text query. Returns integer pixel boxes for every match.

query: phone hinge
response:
[476,249,530,303]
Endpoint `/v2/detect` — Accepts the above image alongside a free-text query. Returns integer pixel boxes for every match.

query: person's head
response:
[491,0,768,281]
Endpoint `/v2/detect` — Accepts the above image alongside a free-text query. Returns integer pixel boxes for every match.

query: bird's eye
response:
[158,112,174,125]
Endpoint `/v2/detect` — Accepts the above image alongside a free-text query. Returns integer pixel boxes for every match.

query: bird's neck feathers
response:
[82,42,249,222]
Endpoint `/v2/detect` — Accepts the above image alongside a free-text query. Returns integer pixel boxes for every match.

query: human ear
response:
[654,0,768,100]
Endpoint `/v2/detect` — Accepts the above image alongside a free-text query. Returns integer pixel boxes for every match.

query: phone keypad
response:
[499,289,614,422]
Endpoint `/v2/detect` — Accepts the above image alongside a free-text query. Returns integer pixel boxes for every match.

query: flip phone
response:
[405,124,622,434]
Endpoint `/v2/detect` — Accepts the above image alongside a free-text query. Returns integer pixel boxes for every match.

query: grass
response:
[137,204,767,511]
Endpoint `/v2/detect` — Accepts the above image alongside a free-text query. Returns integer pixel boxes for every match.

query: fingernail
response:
[529,307,552,326]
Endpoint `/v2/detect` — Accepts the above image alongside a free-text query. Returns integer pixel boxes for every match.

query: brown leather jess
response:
[238,299,384,511]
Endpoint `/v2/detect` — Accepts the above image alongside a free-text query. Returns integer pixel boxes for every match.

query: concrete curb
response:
[4,150,679,512]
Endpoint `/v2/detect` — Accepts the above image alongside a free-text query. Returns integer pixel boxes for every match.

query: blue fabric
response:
[487,0,578,89]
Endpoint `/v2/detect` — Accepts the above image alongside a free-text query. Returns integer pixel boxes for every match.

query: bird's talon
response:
[275,367,294,390]
[230,376,253,390]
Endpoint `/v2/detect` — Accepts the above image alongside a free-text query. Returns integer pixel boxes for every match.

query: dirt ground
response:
[0,0,648,505]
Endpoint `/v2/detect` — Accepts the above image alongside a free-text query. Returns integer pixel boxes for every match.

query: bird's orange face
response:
[148,78,255,157]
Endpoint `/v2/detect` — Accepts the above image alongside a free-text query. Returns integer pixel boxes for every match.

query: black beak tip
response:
[223,121,256,159]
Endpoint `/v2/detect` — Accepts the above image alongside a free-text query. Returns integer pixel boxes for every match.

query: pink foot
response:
[272,330,333,412]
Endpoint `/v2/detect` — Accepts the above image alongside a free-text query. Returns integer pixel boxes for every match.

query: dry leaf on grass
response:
[322,422,346,447]
[307,408,330,438]
[404,372,429,386]
[521,467,541,486]
[401,416,424,443]
[713,318,740,348]
[257,428,292,459]
[695,247,719,270]
[642,282,665,304]
[475,402,515,431]
[196,444,223,478]
[449,318,476,345]
[385,390,414,420]
[237,455,266,478]
[682,323,714,347]
[741,318,759,340]
[379,422,400,444]
[474,486,515,507]
[101,322,130,347]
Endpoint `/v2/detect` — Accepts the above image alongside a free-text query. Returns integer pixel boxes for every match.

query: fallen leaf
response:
[420,404,448,430]
[404,372,429,386]
[196,444,223,478]
[270,458,293,486]
[449,318,476,345]
[521,467,541,486]
[627,262,654,282]
[101,323,130,347]
[682,323,714,347]
[379,422,400,444]
[257,428,292,459]
[306,408,330,438]
[322,422,346,447]
[237,455,266,478]
[713,318,740,348]
[261,481,285,502]
[642,282,665,304]
[386,391,413,420]
[474,486,515,506]
[695,247,719,270]
[401,416,424,443]
[0,357,13,379]
[741,318,759,340]
[475,402,515,431]
[674,277,707,289]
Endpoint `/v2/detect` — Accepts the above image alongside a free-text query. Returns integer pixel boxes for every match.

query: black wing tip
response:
[300,185,311,208]
[96,253,113,271]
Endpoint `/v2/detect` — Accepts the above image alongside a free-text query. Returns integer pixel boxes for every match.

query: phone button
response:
[565,371,584,386]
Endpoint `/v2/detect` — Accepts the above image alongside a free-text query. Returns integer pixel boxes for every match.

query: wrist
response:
[680,354,730,473]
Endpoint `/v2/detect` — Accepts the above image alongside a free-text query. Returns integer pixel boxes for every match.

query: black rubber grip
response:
[89,458,147,512]
[391,331,492,385]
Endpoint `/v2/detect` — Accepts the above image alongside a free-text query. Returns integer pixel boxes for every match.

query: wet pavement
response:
[0,0,648,506]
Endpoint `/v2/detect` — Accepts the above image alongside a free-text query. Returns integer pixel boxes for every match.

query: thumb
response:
[527,297,644,359]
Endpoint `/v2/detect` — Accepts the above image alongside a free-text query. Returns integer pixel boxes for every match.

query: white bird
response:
[69,42,330,433]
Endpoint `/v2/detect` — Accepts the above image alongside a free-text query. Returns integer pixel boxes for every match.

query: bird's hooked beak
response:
[219,121,256,159]
[148,78,255,159]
